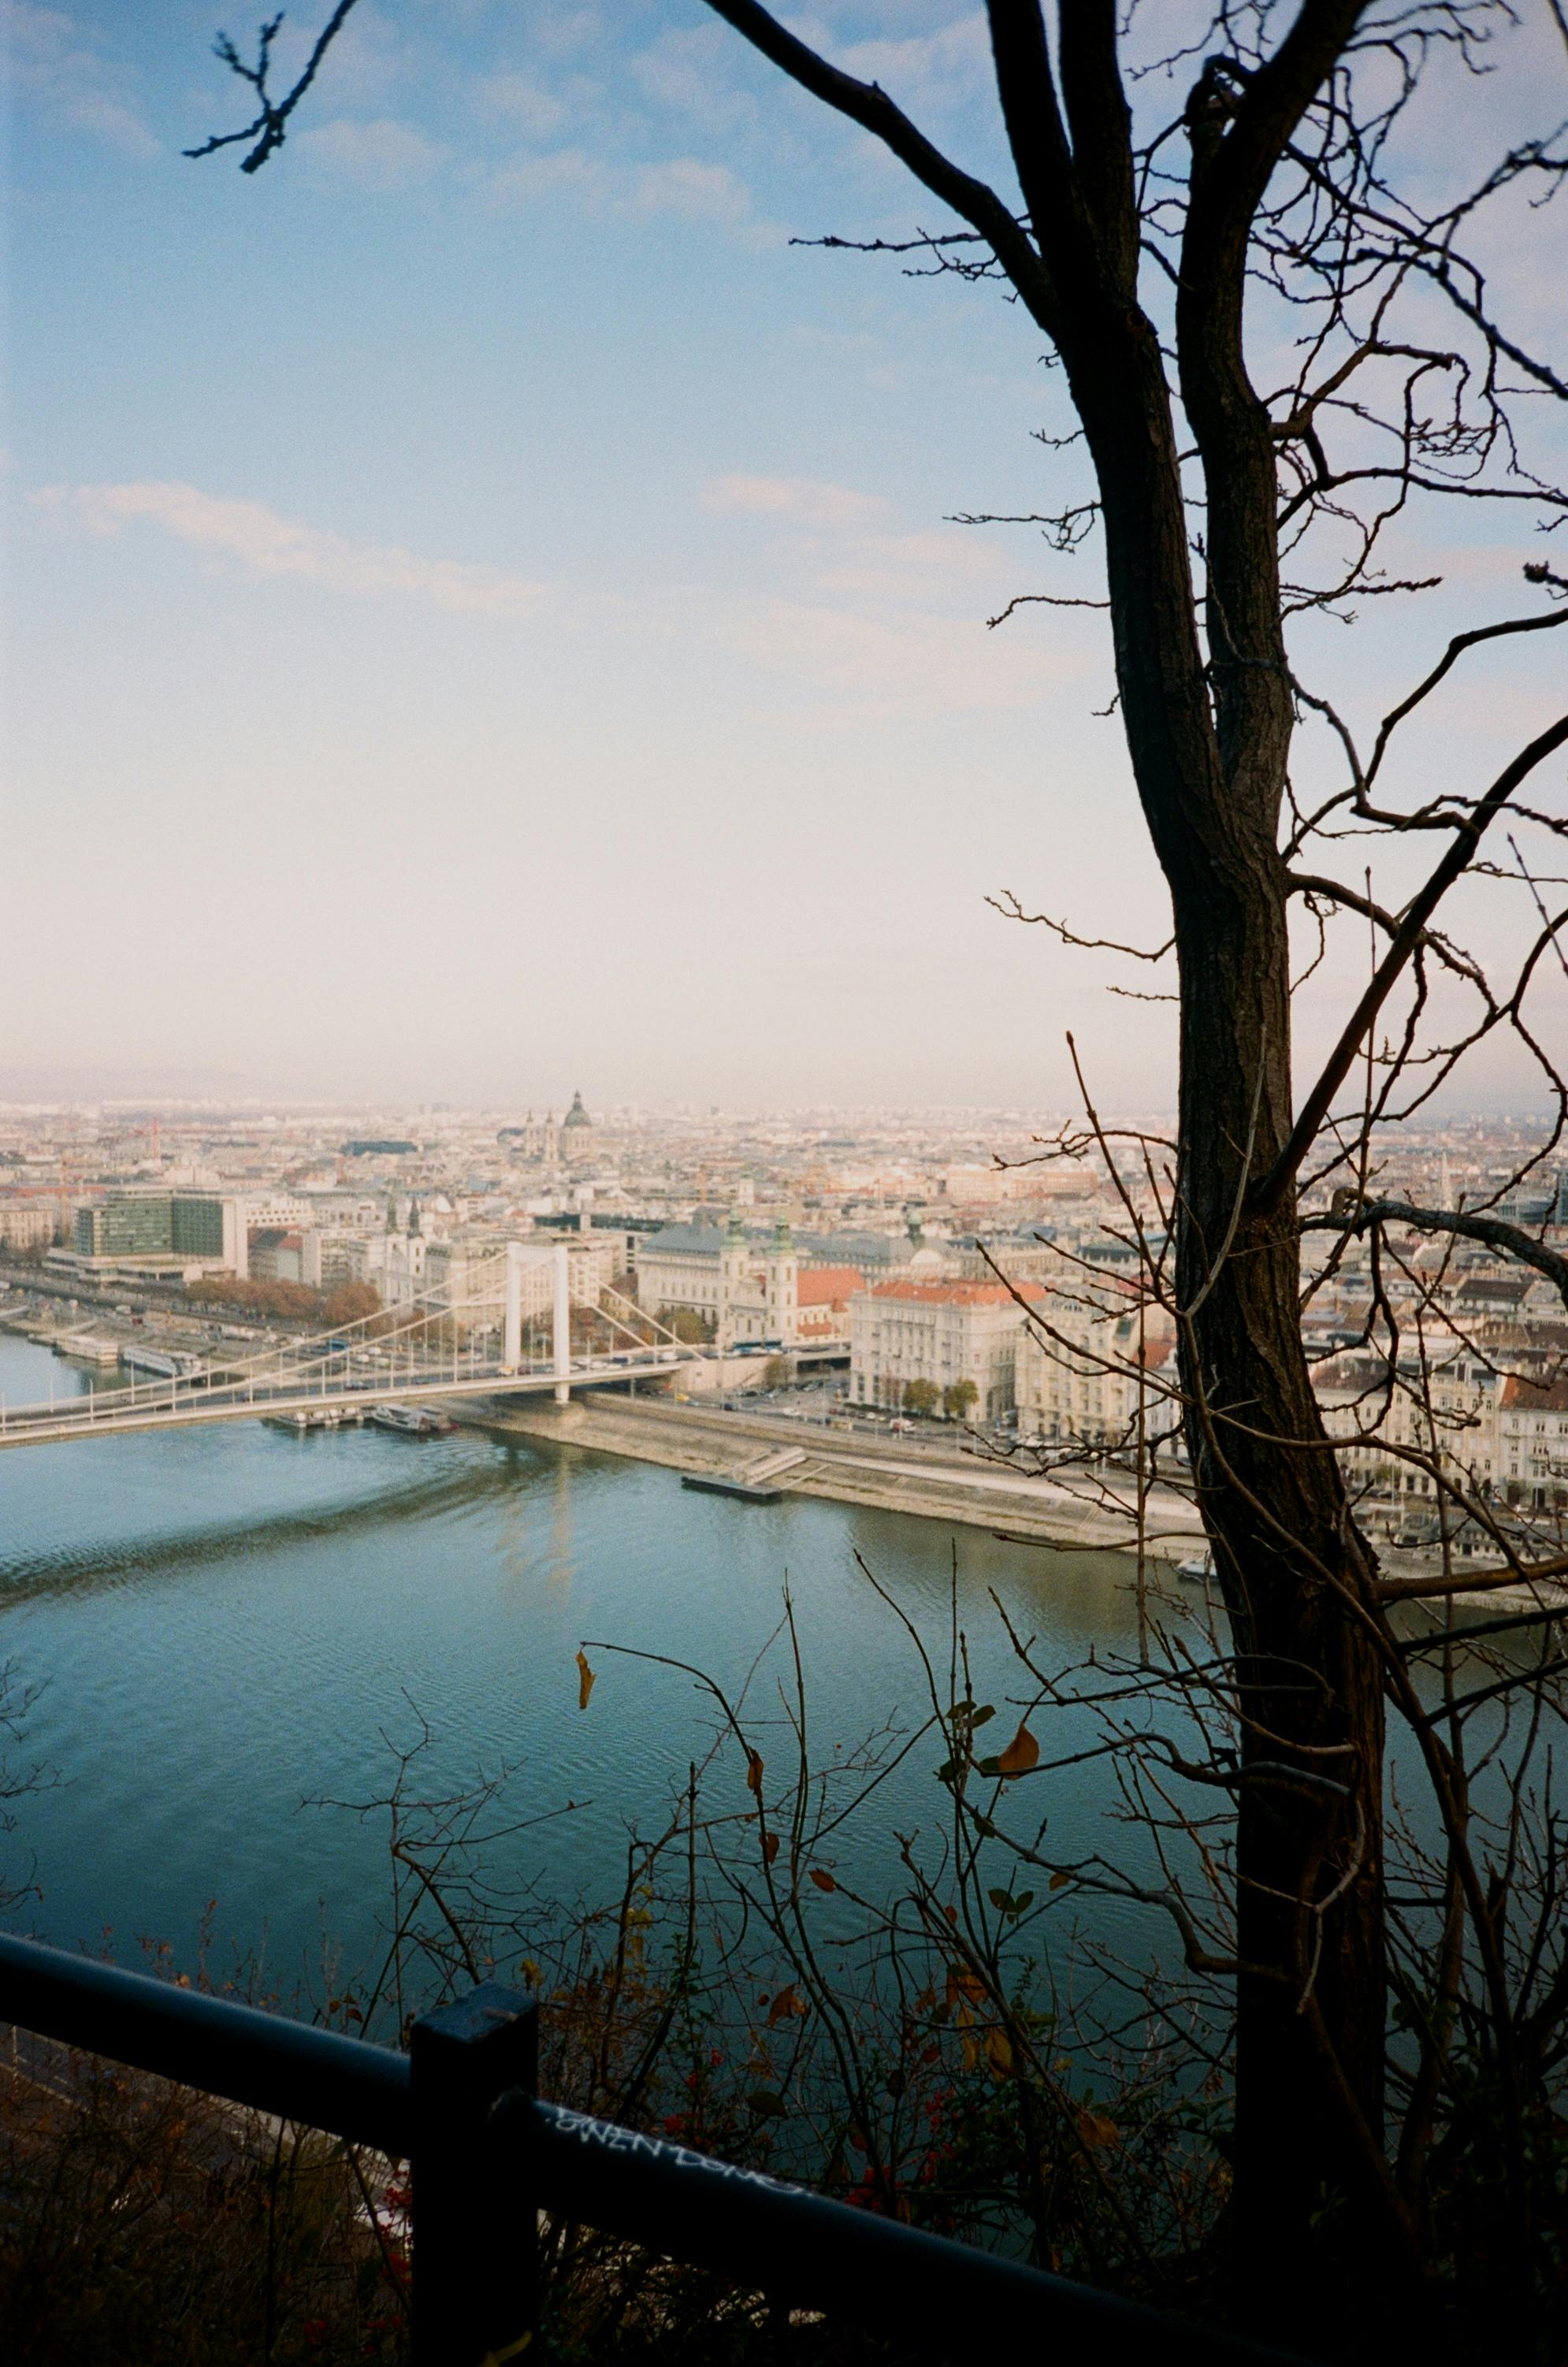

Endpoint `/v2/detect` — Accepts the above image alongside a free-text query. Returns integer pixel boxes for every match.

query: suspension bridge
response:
[0,1243,700,1451]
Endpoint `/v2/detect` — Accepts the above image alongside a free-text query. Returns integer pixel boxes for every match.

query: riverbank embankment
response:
[453,1392,1205,1557]
[454,1395,1568,1611]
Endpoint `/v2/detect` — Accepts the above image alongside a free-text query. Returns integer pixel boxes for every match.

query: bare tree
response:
[190,0,1568,2313]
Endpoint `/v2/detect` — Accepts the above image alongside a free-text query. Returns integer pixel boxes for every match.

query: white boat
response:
[1176,1551,1216,1585]
[370,1403,439,1436]
[121,1343,204,1380]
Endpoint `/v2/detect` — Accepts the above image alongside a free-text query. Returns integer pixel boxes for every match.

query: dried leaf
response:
[763,1830,780,1865]
[745,1749,764,1797]
[576,1650,595,1711]
[996,1721,1039,1778]
[1077,2110,1120,2150]
[808,1868,836,1893]
[767,1984,807,2027]
[1050,1871,1071,1891]
[985,2025,1014,2078]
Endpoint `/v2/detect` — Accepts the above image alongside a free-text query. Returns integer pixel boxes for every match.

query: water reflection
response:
[0,1325,1163,1985]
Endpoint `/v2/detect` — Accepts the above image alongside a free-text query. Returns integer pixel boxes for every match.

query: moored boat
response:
[370,1403,439,1436]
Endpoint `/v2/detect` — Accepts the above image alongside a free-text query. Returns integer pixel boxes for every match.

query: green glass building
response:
[74,1194,229,1262]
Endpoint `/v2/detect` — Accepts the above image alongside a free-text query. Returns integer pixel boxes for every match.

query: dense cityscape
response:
[3,1093,1564,1559]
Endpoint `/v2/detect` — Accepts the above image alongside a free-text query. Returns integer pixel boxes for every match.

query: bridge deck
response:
[0,1356,686,1451]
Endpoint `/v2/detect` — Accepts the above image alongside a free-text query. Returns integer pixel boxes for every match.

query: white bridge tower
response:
[503,1239,575,1403]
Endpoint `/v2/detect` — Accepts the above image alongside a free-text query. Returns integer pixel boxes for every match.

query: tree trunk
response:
[1175,876,1388,2287]
[1068,317,1390,2290]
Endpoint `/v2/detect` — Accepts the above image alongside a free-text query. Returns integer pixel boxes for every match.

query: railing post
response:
[410,1981,537,2367]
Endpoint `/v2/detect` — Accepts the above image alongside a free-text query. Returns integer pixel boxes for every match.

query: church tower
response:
[764,1216,799,1346]
[719,1205,749,1351]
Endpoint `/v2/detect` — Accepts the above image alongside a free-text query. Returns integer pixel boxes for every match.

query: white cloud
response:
[477,70,569,140]
[703,474,890,530]
[32,481,545,619]
[482,145,771,238]
[485,144,611,210]
[630,26,763,136]
[704,473,1011,603]
[719,593,1078,712]
[630,157,753,225]
[4,1,158,156]
[294,117,444,191]
[831,13,994,119]
[693,466,1087,703]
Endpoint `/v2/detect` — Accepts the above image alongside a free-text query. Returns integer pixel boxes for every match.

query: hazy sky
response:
[6,2,1565,1112]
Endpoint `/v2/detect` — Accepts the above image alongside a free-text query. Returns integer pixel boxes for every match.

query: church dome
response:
[563,1091,593,1130]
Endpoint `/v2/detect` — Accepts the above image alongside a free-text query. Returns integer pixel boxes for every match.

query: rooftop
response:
[864,1280,1045,1308]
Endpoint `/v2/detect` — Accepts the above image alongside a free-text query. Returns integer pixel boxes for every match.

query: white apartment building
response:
[0,1202,59,1250]
[295,1191,386,1232]
[1311,1339,1515,1506]
[1498,1372,1568,1509]
[1015,1291,1178,1448]
[850,1280,1044,1421]
[239,1191,314,1232]
[637,1216,805,1344]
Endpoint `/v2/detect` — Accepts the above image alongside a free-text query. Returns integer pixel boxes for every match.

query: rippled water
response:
[0,1328,1157,1985]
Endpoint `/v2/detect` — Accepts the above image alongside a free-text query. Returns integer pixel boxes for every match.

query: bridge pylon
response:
[553,1242,570,1404]
[503,1242,525,1369]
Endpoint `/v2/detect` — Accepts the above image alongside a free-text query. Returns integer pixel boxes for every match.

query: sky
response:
[4,1,1566,1114]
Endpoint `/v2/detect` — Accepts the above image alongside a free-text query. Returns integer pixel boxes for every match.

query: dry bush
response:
[0,2031,408,2366]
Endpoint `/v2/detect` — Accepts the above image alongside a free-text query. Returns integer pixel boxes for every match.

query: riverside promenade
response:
[455,1392,1207,1559]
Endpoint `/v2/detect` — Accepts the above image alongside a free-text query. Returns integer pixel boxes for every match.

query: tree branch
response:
[184,0,363,173]
[1302,1198,1568,1314]
[1252,711,1568,1214]
[702,1,1059,336]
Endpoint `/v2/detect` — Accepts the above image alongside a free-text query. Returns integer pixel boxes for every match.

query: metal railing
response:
[0,1930,1304,2366]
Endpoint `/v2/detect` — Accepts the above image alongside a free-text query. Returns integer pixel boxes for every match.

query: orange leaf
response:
[767,1984,807,2027]
[996,1720,1039,1778]
[763,1831,780,1865]
[745,1749,765,1797]
[1050,1871,1071,1891]
[985,2026,1014,2078]
[1077,2110,1120,2150]
[576,1650,596,1711]
[808,1868,836,1893]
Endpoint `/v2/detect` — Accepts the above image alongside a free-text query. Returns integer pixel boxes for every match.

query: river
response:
[0,1326,1177,1990]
